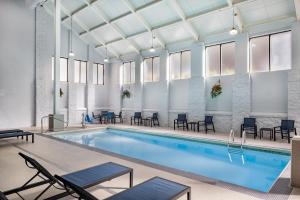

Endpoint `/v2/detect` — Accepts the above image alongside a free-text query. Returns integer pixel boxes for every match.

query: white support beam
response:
[79,0,141,54]
[167,0,199,40]
[227,0,244,32]
[54,0,61,114]
[121,0,165,48]
[295,0,300,20]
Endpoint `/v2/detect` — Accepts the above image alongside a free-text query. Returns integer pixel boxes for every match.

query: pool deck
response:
[0,124,300,200]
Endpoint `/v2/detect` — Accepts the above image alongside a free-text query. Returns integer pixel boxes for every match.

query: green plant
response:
[211,82,222,98]
[59,88,64,97]
[122,89,131,99]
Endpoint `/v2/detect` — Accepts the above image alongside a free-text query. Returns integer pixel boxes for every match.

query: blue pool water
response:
[54,128,290,192]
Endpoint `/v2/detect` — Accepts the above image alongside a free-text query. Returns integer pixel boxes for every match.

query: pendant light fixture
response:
[229,8,238,36]
[104,47,109,63]
[149,32,155,52]
[69,15,75,57]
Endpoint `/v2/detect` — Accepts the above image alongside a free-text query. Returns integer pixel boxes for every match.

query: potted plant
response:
[211,80,222,98]
[122,89,131,99]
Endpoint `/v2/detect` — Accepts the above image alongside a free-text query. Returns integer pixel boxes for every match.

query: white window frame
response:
[93,63,104,85]
[169,50,191,80]
[74,60,87,84]
[123,61,135,84]
[51,57,68,82]
[143,56,160,83]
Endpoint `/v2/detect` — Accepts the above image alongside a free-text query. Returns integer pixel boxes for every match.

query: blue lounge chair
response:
[53,175,191,200]
[3,153,133,200]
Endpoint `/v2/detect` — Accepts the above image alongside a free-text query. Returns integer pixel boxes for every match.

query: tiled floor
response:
[0,124,300,200]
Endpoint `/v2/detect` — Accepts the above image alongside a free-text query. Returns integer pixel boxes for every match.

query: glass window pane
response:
[131,62,135,83]
[153,57,160,82]
[170,53,181,80]
[270,32,291,71]
[98,64,104,85]
[60,58,68,82]
[123,62,131,84]
[181,51,191,79]
[250,36,269,73]
[221,43,235,75]
[74,60,80,83]
[206,45,220,77]
[144,58,152,82]
[93,64,98,84]
[80,61,87,83]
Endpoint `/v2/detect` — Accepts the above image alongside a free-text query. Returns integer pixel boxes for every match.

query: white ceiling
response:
[44,0,297,58]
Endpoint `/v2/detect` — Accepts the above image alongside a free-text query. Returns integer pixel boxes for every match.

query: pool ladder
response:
[227,130,246,164]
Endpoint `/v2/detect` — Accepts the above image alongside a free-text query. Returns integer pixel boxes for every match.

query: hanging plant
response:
[59,88,64,98]
[211,80,222,98]
[122,89,131,99]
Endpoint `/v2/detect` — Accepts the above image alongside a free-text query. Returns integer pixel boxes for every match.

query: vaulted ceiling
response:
[43,0,298,59]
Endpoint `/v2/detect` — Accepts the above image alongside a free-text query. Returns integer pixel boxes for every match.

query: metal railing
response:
[40,115,69,133]
[227,129,246,164]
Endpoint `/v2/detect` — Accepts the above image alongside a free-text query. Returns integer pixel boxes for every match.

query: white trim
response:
[121,108,136,111]
[250,112,288,118]
[142,109,159,112]
[76,108,87,111]
[93,107,110,110]
[205,111,232,116]
[168,109,189,113]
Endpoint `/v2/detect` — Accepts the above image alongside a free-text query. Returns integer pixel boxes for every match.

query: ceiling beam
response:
[78,0,140,54]
[121,0,165,48]
[295,0,300,20]
[167,0,199,40]
[227,0,244,32]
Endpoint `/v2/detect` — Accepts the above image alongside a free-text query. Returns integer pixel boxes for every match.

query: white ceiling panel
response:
[265,0,295,19]
[139,1,180,28]
[93,24,121,43]
[177,0,227,17]
[191,12,227,37]
[81,34,99,45]
[157,23,191,43]
[75,7,105,29]
[61,0,85,14]
[109,40,137,55]
[114,14,147,36]
[129,0,157,9]
[63,18,85,34]
[93,0,130,20]
[132,32,158,50]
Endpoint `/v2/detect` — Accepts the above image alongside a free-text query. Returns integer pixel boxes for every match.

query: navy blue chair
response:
[131,112,142,125]
[107,112,116,124]
[241,118,257,139]
[174,114,188,131]
[198,116,215,133]
[274,120,297,143]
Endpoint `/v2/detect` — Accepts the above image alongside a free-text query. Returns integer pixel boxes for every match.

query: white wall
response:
[0,0,35,129]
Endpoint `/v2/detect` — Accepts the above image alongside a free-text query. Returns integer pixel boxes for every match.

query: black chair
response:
[107,112,116,124]
[198,116,215,133]
[241,117,257,139]
[0,130,34,143]
[143,113,160,127]
[174,114,188,131]
[100,111,108,124]
[114,111,123,123]
[3,153,133,200]
[0,191,8,200]
[53,175,191,200]
[131,112,142,126]
[274,120,297,143]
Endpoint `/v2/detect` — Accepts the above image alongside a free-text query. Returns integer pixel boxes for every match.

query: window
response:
[93,63,104,85]
[51,57,68,81]
[74,60,87,83]
[123,61,135,84]
[206,42,235,77]
[143,56,160,82]
[169,50,191,80]
[250,31,291,73]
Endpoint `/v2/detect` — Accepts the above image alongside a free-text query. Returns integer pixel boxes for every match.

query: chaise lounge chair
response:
[54,175,191,200]
[3,153,133,200]
[0,129,34,143]
[0,191,8,200]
